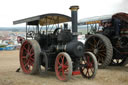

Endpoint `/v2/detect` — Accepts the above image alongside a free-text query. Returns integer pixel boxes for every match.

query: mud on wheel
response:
[55,52,72,81]
[80,52,98,79]
[85,34,113,68]
[20,40,41,74]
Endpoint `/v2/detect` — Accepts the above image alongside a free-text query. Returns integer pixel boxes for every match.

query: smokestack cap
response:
[70,5,79,11]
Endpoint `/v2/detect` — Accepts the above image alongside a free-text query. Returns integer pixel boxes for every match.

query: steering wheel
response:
[26,31,35,38]
[53,28,61,35]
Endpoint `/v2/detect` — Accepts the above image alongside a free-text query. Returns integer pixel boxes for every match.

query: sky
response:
[0,0,127,27]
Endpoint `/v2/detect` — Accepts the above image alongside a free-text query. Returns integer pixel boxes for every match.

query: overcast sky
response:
[0,0,127,27]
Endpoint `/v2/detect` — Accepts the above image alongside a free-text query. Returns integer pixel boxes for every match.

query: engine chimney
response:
[70,5,79,40]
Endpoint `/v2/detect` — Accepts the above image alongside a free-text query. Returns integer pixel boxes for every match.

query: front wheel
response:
[55,52,72,81]
[80,52,98,79]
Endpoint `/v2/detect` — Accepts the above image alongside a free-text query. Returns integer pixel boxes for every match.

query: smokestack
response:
[70,5,79,40]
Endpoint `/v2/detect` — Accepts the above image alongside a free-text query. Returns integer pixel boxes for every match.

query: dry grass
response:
[0,50,128,85]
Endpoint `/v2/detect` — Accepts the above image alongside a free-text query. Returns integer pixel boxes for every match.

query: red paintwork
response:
[20,40,34,74]
[72,71,80,75]
[55,54,68,81]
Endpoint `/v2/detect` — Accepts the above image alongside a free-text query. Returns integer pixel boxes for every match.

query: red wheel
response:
[80,52,98,79]
[20,40,41,74]
[55,52,72,81]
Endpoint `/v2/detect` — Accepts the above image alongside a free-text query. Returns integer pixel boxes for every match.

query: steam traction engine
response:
[78,12,128,68]
[13,6,98,81]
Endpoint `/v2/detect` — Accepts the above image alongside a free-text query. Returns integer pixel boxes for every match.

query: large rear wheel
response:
[20,40,41,74]
[55,52,72,81]
[85,34,113,68]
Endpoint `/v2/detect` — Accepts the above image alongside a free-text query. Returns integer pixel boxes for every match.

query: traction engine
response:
[13,6,98,81]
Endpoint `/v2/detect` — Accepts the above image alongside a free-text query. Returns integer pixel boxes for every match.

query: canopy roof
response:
[78,12,128,25]
[78,14,112,25]
[13,13,71,26]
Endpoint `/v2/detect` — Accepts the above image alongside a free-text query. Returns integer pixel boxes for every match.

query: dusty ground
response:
[0,50,128,85]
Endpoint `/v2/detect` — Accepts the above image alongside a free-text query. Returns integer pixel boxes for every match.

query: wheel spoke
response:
[22,56,26,59]
[63,65,68,69]
[57,58,61,65]
[96,55,100,62]
[30,57,34,61]
[62,69,66,78]
[101,57,104,63]
[86,68,89,76]
[98,44,104,49]
[87,70,90,77]
[30,48,33,54]
[86,56,90,64]
[23,47,28,52]
[58,68,62,74]
[90,68,94,73]
[88,42,94,48]
[25,60,29,67]
[64,61,68,65]
[60,55,64,64]
[60,55,63,60]
[99,49,106,52]
[98,53,105,57]
[96,40,100,47]
[29,60,34,66]
[62,56,64,64]
[93,37,97,45]
[97,54,104,62]
[30,52,34,57]
[27,44,30,52]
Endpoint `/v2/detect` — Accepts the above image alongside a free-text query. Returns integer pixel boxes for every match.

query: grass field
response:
[0,50,128,85]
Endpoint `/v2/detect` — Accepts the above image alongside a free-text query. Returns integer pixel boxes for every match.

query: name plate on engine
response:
[72,32,82,35]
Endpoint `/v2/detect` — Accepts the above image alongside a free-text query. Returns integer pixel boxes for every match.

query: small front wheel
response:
[80,52,98,79]
[55,52,72,81]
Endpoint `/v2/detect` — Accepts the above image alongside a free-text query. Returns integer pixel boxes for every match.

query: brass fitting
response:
[69,6,79,11]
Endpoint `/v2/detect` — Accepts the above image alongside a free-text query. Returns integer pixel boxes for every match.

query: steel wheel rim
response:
[85,37,106,65]
[80,54,95,78]
[20,40,35,74]
[55,54,69,81]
